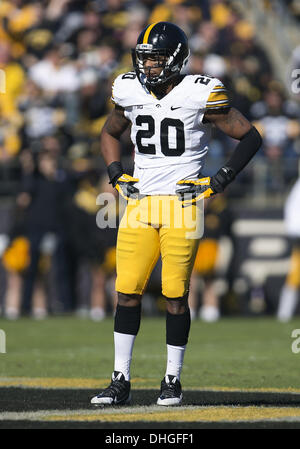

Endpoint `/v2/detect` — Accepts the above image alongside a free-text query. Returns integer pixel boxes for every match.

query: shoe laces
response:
[164,375,179,392]
[165,375,177,384]
[102,379,126,397]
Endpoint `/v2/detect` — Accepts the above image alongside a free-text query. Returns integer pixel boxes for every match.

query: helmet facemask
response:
[132,42,189,87]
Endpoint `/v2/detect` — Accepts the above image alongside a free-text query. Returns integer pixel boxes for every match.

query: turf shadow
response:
[1,387,300,412]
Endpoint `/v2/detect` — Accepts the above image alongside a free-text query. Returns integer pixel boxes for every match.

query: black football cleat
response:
[91,371,131,406]
[157,374,183,406]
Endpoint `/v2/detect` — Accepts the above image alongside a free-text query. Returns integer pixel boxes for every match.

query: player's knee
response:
[117,292,142,307]
[165,295,189,315]
[116,274,145,296]
[162,281,188,300]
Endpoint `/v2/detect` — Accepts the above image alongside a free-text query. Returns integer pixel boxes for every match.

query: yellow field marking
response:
[202,385,300,394]
[45,406,300,423]
[1,377,300,393]
[0,377,157,389]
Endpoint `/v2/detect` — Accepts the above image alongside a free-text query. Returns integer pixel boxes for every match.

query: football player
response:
[91,22,262,406]
[277,177,300,322]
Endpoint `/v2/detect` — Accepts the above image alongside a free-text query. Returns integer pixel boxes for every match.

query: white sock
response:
[277,285,299,322]
[90,307,106,321]
[165,344,186,380]
[190,308,197,321]
[199,305,220,322]
[114,332,136,381]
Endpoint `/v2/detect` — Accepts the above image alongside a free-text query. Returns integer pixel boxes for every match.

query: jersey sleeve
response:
[205,79,230,111]
[111,72,138,108]
[111,75,121,106]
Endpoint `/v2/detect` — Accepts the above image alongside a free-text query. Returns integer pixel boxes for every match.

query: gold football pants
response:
[286,247,300,288]
[115,195,203,298]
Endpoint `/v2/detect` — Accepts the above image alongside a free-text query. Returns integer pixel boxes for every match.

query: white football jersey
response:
[284,178,300,237]
[112,72,229,195]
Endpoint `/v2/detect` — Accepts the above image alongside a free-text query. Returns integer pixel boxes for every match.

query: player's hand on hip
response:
[176,177,214,205]
[107,162,139,200]
[176,167,236,206]
[115,173,140,200]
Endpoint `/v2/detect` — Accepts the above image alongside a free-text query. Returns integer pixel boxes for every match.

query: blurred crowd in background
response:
[0,0,299,321]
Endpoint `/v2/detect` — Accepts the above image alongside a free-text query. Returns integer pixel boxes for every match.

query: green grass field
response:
[1,316,300,388]
[1,315,300,429]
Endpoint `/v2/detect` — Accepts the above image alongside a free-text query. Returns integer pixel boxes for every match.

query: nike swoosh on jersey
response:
[171,106,181,110]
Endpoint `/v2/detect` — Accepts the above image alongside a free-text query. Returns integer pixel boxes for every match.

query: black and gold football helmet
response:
[132,22,189,87]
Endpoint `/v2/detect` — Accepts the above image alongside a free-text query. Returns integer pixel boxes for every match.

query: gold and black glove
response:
[176,167,235,206]
[107,162,139,200]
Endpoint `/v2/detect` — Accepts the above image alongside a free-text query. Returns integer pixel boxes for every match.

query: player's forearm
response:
[100,106,130,180]
[225,126,262,176]
[101,128,127,189]
[100,129,121,166]
[210,126,263,193]
[100,131,124,186]
[205,108,262,182]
